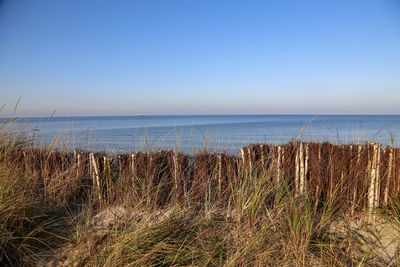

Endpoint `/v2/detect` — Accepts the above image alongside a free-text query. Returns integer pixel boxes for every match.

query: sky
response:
[1,0,400,117]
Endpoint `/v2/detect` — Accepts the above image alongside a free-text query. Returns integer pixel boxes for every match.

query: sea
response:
[4,115,400,155]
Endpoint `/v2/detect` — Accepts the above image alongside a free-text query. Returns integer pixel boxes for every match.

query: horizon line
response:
[2,113,400,119]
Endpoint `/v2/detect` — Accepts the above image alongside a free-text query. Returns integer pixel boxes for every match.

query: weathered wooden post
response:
[89,152,102,201]
[295,143,300,194]
[350,145,357,215]
[77,153,81,176]
[299,142,305,194]
[89,153,92,180]
[369,143,377,218]
[103,155,107,175]
[248,147,252,176]
[74,150,81,177]
[352,145,363,214]
[240,147,245,175]
[260,144,264,168]
[315,143,322,198]
[294,142,308,195]
[318,144,321,163]
[304,143,309,194]
[367,143,381,220]
[276,146,282,185]
[384,148,393,206]
[147,153,153,205]
[396,149,400,195]
[173,150,179,199]
[104,155,113,202]
[375,144,381,209]
[118,155,122,179]
[217,154,222,197]
[340,145,344,185]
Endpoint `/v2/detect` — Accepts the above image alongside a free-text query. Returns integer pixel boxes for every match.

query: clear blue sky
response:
[1,0,400,116]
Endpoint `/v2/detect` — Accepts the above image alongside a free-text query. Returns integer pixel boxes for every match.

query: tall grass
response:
[1,116,399,266]
[0,119,80,265]
[58,163,373,266]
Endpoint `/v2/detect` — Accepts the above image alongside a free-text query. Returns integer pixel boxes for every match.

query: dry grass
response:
[1,117,400,266]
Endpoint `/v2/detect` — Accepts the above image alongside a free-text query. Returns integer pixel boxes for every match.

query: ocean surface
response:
[4,115,400,154]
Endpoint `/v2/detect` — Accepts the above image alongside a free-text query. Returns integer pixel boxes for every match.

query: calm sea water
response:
[5,115,400,154]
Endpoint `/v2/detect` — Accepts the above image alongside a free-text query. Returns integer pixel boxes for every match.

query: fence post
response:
[318,144,321,163]
[295,143,300,194]
[217,154,222,197]
[240,148,245,174]
[248,147,252,176]
[104,155,113,202]
[384,148,393,206]
[118,155,122,179]
[368,143,380,220]
[75,151,81,177]
[375,144,381,209]
[350,146,355,214]
[299,143,305,194]
[304,143,308,194]
[260,145,264,168]
[397,149,400,195]
[90,153,102,201]
[276,146,281,185]
[354,145,362,212]
[103,155,107,175]
[173,150,179,200]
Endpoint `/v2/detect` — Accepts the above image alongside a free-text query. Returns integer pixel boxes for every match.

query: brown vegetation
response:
[1,124,400,265]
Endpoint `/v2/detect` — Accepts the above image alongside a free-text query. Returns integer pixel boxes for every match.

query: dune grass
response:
[1,117,400,266]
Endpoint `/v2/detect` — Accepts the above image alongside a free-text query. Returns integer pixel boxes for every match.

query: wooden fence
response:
[4,141,400,214]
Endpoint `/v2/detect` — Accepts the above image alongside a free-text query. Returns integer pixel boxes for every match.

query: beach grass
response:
[1,117,400,266]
